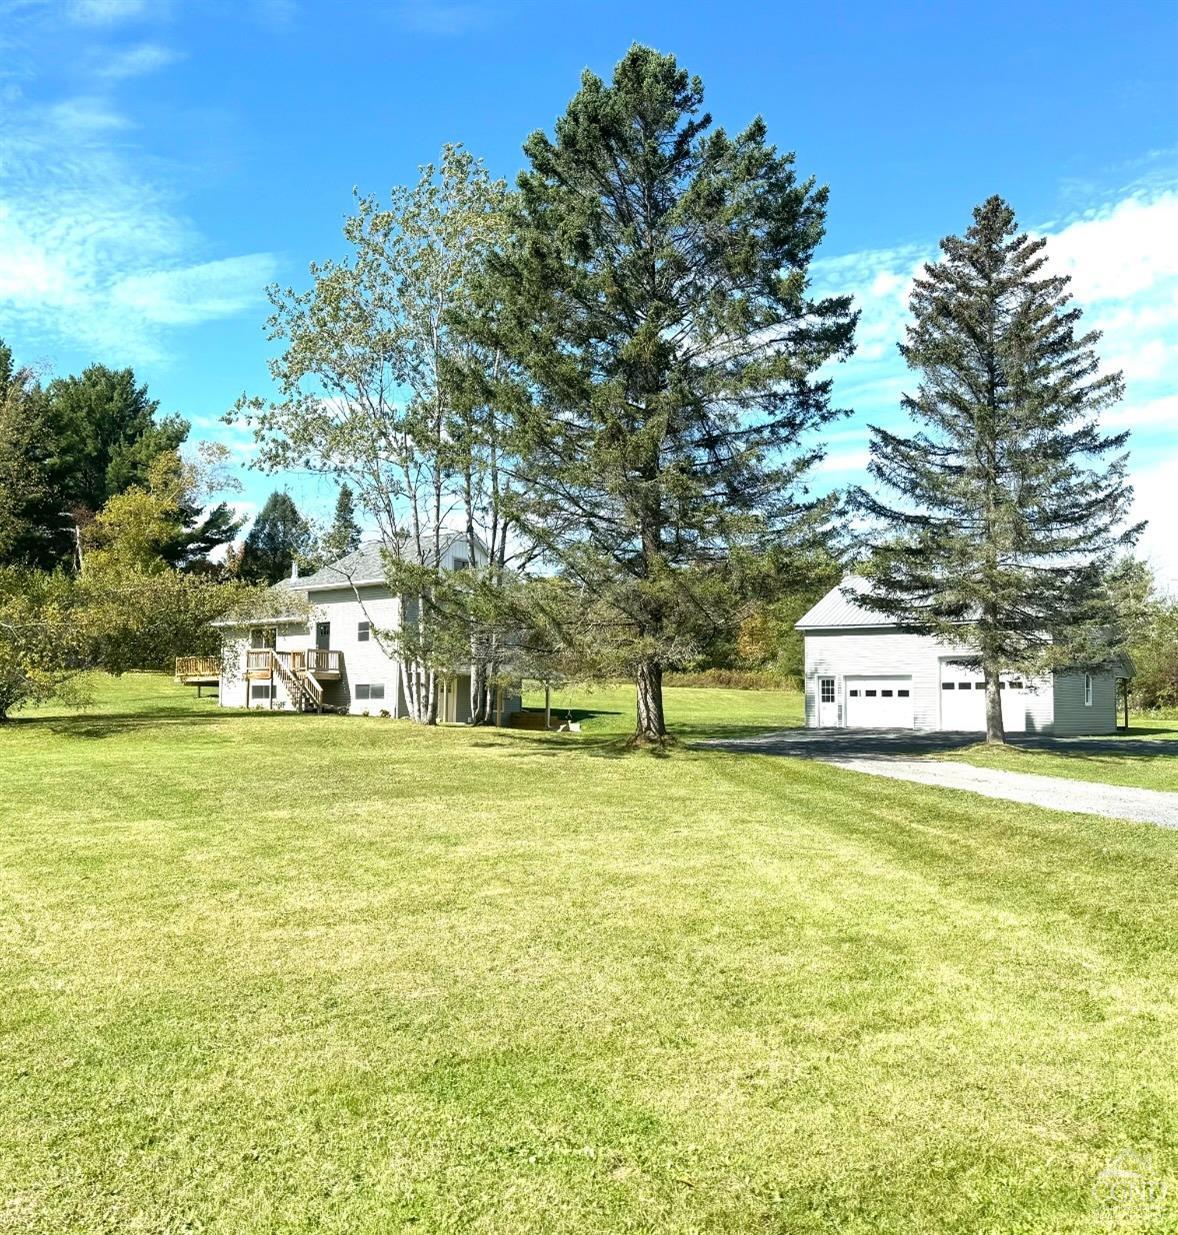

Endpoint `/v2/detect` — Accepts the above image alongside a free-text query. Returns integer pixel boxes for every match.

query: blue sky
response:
[2,0,1176,581]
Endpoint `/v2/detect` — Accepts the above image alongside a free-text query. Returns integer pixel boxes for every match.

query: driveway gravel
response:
[700,728,1178,828]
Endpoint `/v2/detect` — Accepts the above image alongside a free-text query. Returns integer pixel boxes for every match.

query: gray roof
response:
[795,577,895,630]
[295,531,472,592]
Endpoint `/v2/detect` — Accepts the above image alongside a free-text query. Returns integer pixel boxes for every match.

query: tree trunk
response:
[983,664,1005,745]
[635,659,666,741]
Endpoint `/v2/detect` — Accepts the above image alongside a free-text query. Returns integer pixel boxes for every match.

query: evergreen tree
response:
[474,45,857,741]
[323,484,362,560]
[45,364,189,513]
[238,491,312,585]
[849,196,1141,743]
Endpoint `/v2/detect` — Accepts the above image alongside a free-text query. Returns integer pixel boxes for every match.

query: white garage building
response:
[796,577,1128,735]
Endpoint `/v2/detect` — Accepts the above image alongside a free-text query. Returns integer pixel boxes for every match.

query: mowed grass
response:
[0,675,1175,1234]
[945,713,1178,792]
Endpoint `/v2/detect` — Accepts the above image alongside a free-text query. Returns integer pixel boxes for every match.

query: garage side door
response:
[845,677,914,729]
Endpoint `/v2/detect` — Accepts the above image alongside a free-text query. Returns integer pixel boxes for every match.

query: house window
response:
[250,627,277,650]
[250,684,272,701]
[819,678,835,704]
[1084,673,1093,706]
[355,683,385,702]
[357,621,370,642]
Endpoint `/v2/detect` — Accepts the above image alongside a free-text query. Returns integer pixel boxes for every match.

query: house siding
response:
[305,585,401,715]
[1053,669,1118,736]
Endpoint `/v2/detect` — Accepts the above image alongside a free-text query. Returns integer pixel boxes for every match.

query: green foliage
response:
[322,484,362,560]
[45,364,188,516]
[0,567,89,720]
[1107,558,1178,709]
[850,196,1141,738]
[0,343,54,567]
[238,491,313,585]
[473,45,856,737]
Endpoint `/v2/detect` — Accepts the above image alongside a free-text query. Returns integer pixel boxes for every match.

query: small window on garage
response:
[1084,673,1093,706]
[865,689,877,697]
[942,682,955,690]
[897,689,910,697]
[999,681,1007,690]
[357,621,370,642]
[881,689,894,697]
[1010,679,1023,689]
[849,689,860,697]
[820,678,835,703]
[974,682,986,690]
[958,681,972,690]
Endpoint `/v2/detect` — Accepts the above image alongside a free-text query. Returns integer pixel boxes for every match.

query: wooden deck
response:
[245,649,342,680]
[174,656,221,685]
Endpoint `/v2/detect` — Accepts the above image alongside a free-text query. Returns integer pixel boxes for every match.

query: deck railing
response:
[175,655,221,679]
[304,648,341,675]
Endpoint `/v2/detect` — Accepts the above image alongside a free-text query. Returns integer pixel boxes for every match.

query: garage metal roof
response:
[794,577,896,630]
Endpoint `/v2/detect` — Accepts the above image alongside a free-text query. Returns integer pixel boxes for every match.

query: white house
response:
[796,577,1130,735]
[188,534,522,723]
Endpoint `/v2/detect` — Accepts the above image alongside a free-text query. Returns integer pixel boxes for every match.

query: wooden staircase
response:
[269,651,324,713]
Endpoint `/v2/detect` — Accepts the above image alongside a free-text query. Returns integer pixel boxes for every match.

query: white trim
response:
[1084,673,1093,706]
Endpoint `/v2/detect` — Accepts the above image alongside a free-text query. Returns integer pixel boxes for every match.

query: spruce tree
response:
[323,484,362,561]
[475,45,856,741]
[238,491,312,585]
[849,196,1141,743]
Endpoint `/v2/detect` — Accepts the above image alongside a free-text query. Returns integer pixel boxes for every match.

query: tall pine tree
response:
[323,484,362,561]
[476,45,856,740]
[849,196,1141,743]
[238,491,312,585]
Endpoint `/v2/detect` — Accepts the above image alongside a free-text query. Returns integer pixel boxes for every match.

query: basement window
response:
[355,683,385,702]
[1084,673,1093,706]
[250,684,272,701]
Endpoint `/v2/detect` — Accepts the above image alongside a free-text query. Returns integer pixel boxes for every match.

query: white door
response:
[939,664,1028,732]
[845,677,914,728]
[817,676,838,727]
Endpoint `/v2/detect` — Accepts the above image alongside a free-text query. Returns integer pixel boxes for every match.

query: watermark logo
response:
[1093,1149,1167,1217]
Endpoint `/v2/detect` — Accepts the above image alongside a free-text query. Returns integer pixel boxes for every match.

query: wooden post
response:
[1124,684,1129,732]
[544,683,551,731]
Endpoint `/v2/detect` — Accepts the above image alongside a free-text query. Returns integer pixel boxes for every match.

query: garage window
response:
[897,689,910,697]
[975,682,986,690]
[958,681,971,689]
[848,689,860,697]
[942,682,955,690]
[865,689,877,697]
[881,689,894,697]
[820,678,835,704]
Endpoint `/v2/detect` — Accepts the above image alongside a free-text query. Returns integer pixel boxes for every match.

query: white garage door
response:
[845,677,914,729]
[939,665,1028,732]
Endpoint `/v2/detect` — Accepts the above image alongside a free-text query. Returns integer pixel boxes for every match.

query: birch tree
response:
[235,145,519,724]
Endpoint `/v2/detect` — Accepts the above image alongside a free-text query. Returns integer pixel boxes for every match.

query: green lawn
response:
[945,713,1178,792]
[1,675,1175,1233]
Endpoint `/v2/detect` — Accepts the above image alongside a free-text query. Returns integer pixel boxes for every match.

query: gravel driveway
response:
[700,728,1178,828]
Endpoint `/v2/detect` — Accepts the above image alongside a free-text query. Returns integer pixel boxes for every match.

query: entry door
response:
[817,676,838,726]
[315,621,331,650]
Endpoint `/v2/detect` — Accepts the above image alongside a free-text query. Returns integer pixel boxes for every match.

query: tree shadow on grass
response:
[6,706,293,741]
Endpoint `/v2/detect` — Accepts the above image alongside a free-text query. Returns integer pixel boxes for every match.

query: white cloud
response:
[0,79,276,363]
[1130,460,1178,591]
[112,255,279,325]
[96,42,181,78]
[67,0,150,25]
